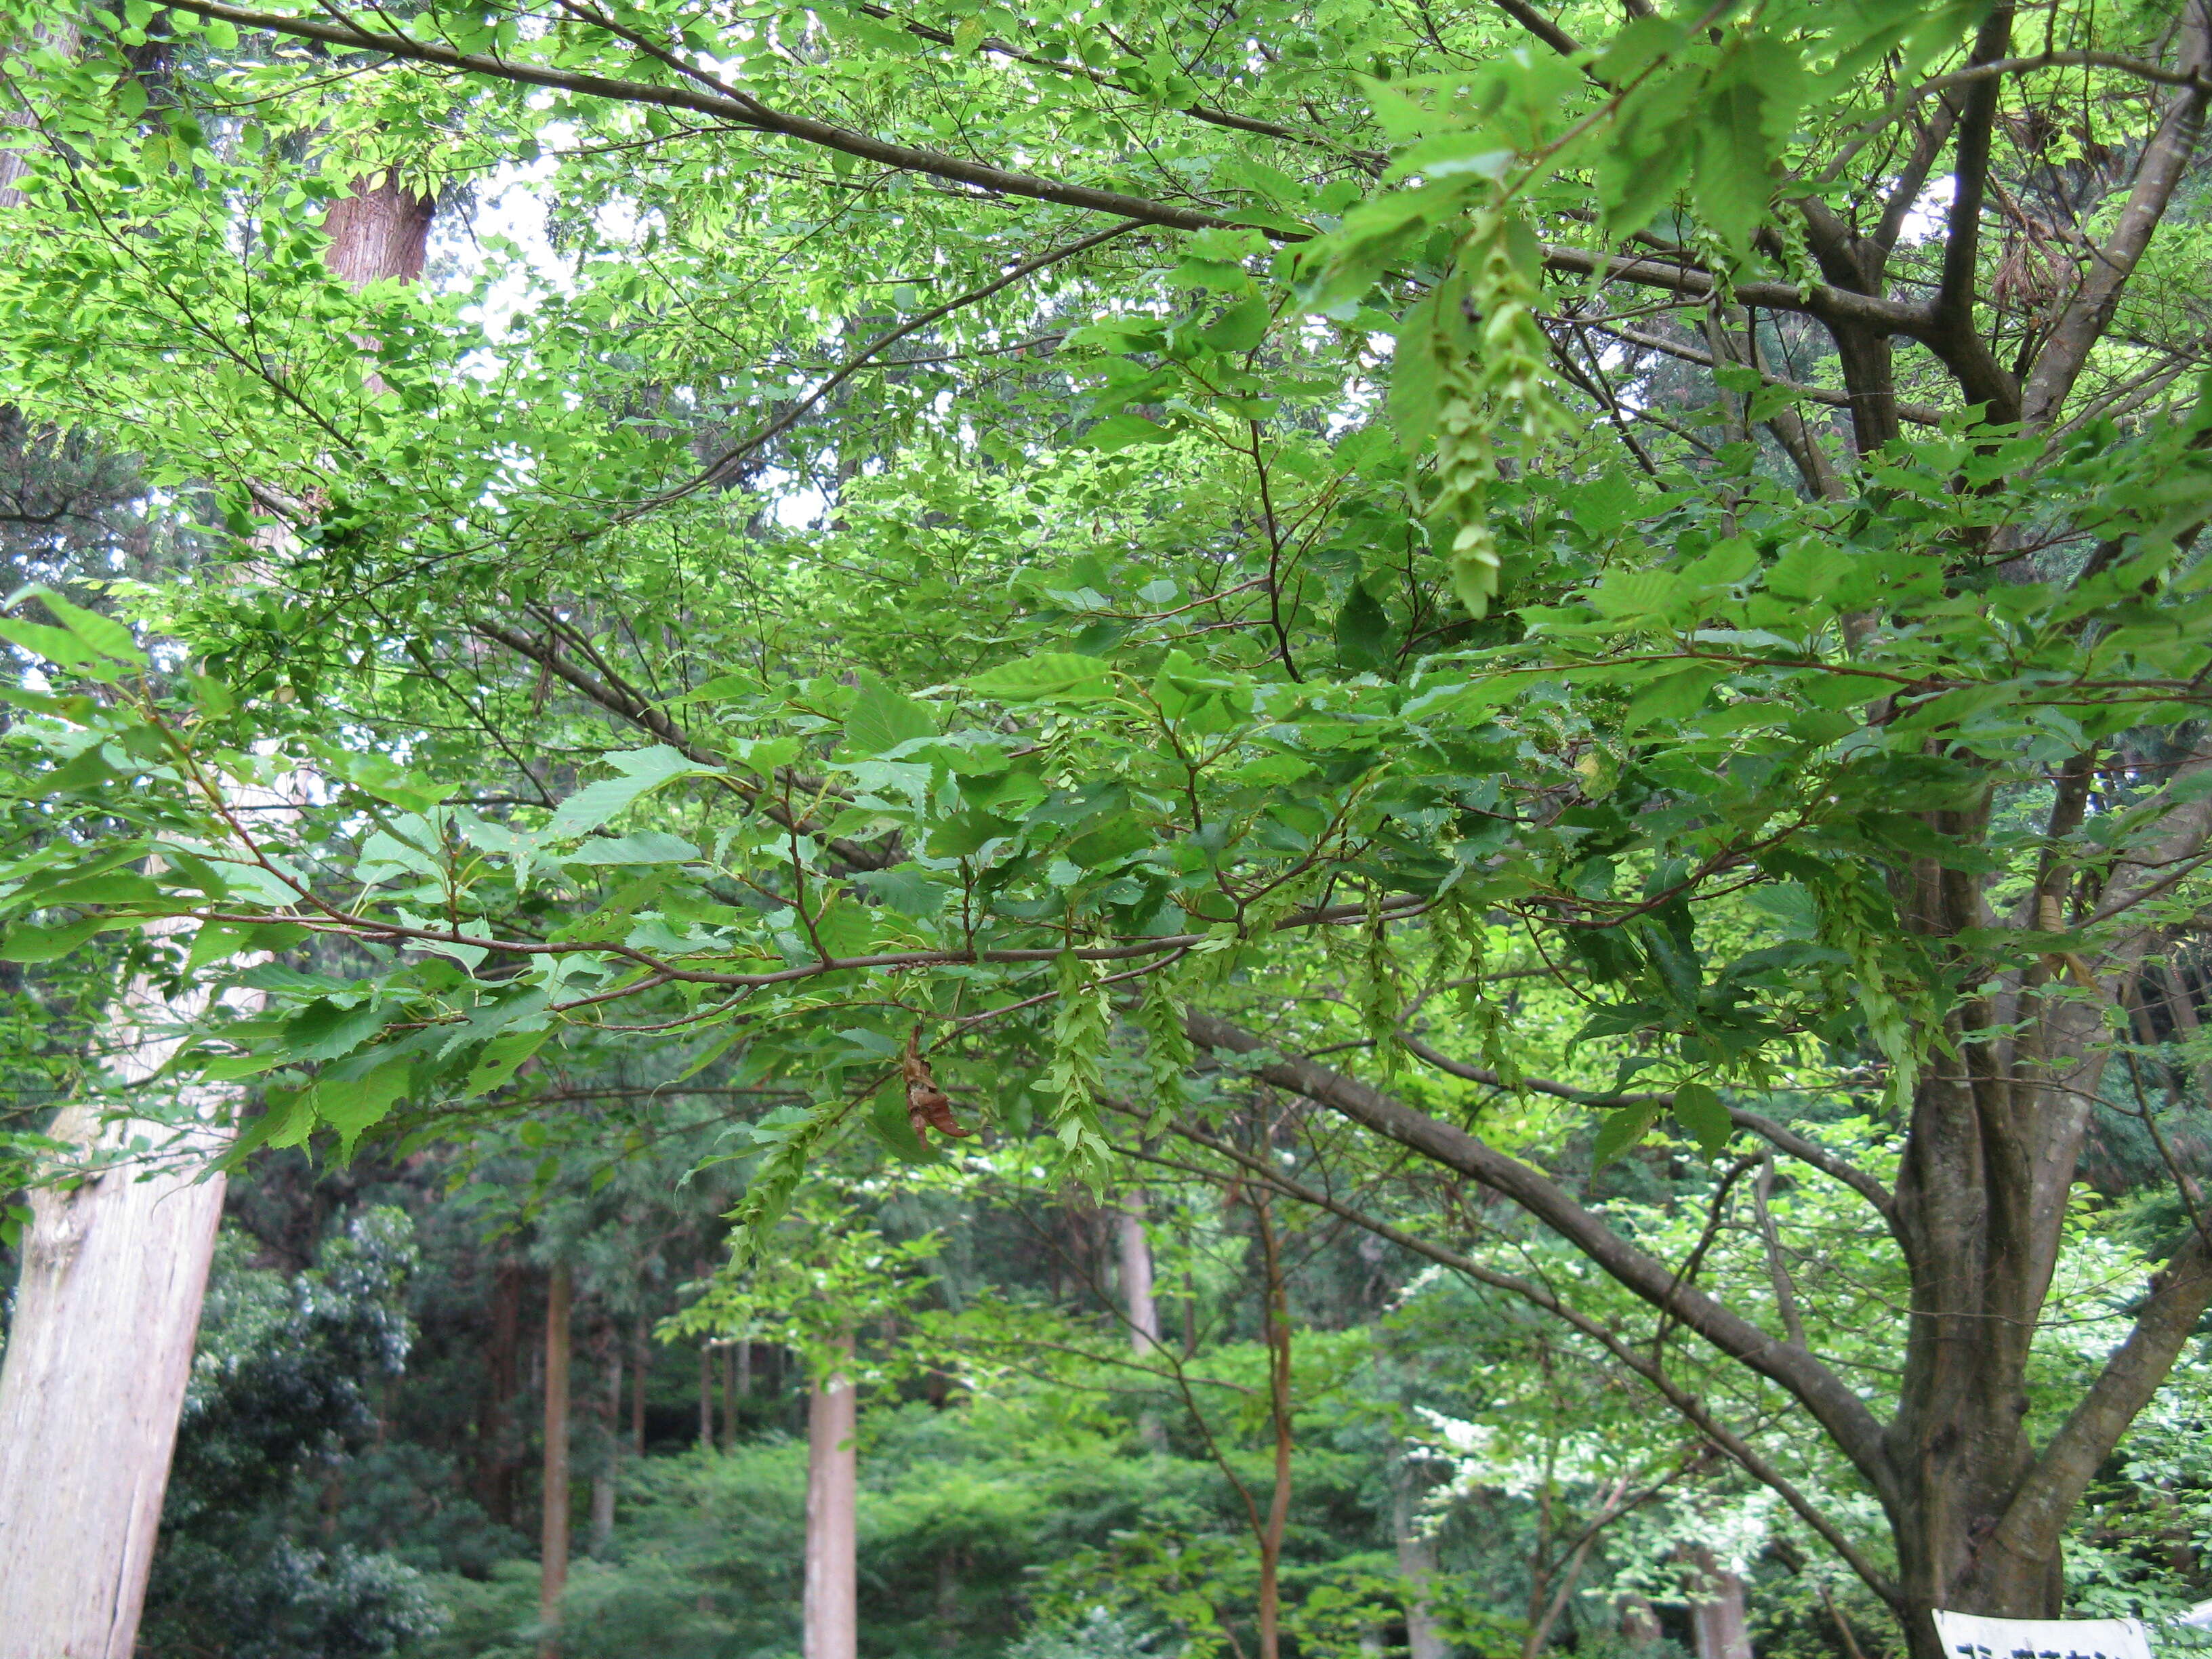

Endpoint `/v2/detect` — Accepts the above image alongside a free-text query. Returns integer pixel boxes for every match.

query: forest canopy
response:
[3,0,2212,1654]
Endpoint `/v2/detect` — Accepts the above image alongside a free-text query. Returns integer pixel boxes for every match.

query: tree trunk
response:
[319,171,434,287]
[720,1341,738,1452]
[697,1343,714,1450]
[631,1315,649,1456]
[0,14,78,211]
[1682,1547,1753,1659]
[804,1332,859,1659]
[1393,1471,1448,1659]
[0,902,263,1652]
[1116,1195,1168,1452]
[0,164,430,1658]
[590,1328,619,1555]
[0,1103,226,1658]
[539,1264,572,1658]
[478,1258,524,1528]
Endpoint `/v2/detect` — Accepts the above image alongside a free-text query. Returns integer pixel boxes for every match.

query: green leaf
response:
[567,832,701,865]
[1671,1080,1733,1157]
[465,1028,549,1096]
[1623,667,1726,732]
[1200,295,1271,354]
[41,593,142,662]
[0,916,111,961]
[283,998,384,1064]
[547,745,712,839]
[1592,1102,1663,1167]
[1334,581,1393,674]
[844,674,938,755]
[966,653,1115,700]
[314,1059,411,1156]
[855,866,948,918]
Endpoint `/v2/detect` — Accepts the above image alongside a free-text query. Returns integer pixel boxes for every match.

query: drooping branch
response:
[1188,1007,1899,1503]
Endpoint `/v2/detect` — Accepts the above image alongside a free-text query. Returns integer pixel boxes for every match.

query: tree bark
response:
[478,1258,524,1528]
[319,171,435,287]
[1683,1547,1754,1659]
[1115,1195,1168,1452]
[538,1263,572,1658]
[590,1327,619,1556]
[0,1099,226,1658]
[804,1332,859,1659]
[631,1315,649,1456]
[1393,1469,1448,1659]
[697,1342,714,1450]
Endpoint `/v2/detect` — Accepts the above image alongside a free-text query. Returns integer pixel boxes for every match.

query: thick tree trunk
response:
[0,899,263,1652]
[320,172,434,286]
[0,1103,226,1658]
[539,1265,572,1658]
[1682,1547,1754,1659]
[1393,1471,1448,1659]
[478,1258,524,1527]
[1116,1195,1168,1452]
[804,1334,859,1659]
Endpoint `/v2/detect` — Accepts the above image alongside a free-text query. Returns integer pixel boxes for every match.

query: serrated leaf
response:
[41,593,141,662]
[567,831,700,865]
[547,745,712,838]
[844,674,937,756]
[1671,1080,1733,1156]
[1334,581,1393,674]
[966,653,1115,699]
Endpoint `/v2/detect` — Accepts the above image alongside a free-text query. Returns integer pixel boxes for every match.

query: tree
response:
[5,1,2212,1655]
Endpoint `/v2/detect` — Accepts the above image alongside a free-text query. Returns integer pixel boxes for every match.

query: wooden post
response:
[803,1332,858,1659]
[538,1265,573,1657]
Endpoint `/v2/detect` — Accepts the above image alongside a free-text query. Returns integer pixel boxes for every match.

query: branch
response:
[1984,1226,2212,1573]
[1394,1031,1900,1231]
[1586,319,1948,426]
[155,0,1277,238]
[1153,1116,1902,1605]
[1935,6,2013,340]
[1541,244,1930,337]
[1188,1008,1899,1502]
[2020,7,2212,428]
[649,219,1145,505]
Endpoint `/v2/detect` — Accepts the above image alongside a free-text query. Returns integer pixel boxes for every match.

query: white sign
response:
[1934,1610,2154,1659]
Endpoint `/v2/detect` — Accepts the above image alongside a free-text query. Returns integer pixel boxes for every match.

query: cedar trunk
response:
[538,1264,573,1656]
[804,1333,859,1659]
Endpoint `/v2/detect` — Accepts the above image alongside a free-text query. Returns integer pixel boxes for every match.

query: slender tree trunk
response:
[804,1332,859,1659]
[720,1341,738,1452]
[697,1343,714,1450]
[1254,1193,1293,1659]
[539,1265,573,1658]
[590,1328,619,1555]
[479,1259,524,1527]
[631,1315,649,1456]
[1117,1195,1168,1452]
